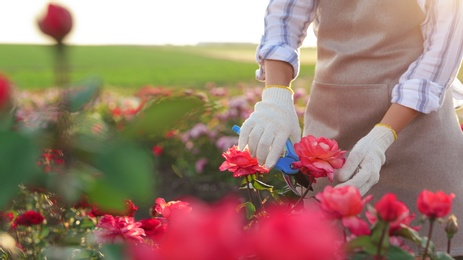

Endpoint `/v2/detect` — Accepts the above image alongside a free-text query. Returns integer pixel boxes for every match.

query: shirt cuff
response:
[391,79,444,114]
[255,43,300,82]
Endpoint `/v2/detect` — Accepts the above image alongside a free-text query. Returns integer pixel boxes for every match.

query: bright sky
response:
[0,0,316,46]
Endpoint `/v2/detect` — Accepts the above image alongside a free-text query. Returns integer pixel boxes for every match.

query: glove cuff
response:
[369,124,396,151]
[262,87,294,105]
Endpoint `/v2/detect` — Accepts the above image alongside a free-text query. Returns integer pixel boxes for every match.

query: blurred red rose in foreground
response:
[292,135,346,182]
[219,145,269,178]
[417,190,455,219]
[38,3,73,43]
[0,74,11,110]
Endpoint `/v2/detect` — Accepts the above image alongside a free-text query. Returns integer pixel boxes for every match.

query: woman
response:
[238,0,463,256]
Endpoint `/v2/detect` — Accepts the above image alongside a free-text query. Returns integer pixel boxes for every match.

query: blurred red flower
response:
[316,186,371,236]
[0,74,11,110]
[139,217,168,242]
[14,210,45,228]
[0,212,14,224]
[219,145,269,178]
[38,3,73,43]
[292,135,346,182]
[250,205,343,260]
[157,198,249,260]
[94,215,145,244]
[152,198,191,219]
[151,145,163,157]
[417,190,455,219]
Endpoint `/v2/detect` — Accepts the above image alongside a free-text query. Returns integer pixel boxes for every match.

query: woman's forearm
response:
[380,103,419,134]
[264,60,294,86]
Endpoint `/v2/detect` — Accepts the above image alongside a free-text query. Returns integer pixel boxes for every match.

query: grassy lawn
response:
[0,44,316,91]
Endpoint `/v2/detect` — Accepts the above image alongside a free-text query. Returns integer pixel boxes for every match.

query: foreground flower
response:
[250,205,343,260]
[94,215,145,244]
[38,3,73,43]
[316,186,371,236]
[152,198,191,219]
[13,210,45,228]
[157,198,248,260]
[219,145,269,178]
[0,74,11,110]
[292,135,346,182]
[417,190,455,219]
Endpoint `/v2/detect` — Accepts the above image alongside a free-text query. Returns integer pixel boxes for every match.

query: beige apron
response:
[304,0,463,255]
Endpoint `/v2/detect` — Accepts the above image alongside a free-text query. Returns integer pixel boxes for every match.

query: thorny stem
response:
[423,218,435,260]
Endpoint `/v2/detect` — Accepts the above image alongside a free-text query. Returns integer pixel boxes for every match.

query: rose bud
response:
[445,214,459,240]
[38,3,73,43]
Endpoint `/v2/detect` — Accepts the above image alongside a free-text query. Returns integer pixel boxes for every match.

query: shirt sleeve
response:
[255,0,318,81]
[391,0,463,114]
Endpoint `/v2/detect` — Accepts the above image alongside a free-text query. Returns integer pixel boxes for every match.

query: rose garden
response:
[1,3,463,260]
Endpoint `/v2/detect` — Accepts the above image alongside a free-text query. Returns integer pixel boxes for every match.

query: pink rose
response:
[38,4,73,43]
[316,186,372,236]
[219,145,269,178]
[152,198,191,219]
[417,190,455,219]
[292,135,346,182]
[94,215,145,244]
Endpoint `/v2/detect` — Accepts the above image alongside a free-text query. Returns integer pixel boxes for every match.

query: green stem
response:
[447,239,451,255]
[423,218,435,260]
[376,222,389,259]
[245,176,255,206]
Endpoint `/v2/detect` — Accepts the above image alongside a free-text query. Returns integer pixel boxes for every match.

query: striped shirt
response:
[256,0,463,113]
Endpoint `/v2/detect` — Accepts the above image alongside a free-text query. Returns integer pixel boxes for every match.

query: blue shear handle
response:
[231,125,299,174]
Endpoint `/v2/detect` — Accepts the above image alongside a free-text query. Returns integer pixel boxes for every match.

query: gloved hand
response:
[336,124,396,195]
[238,87,301,168]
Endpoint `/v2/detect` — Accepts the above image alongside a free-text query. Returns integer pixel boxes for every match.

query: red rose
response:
[292,135,346,182]
[14,210,45,228]
[94,215,145,244]
[417,190,455,219]
[38,4,73,43]
[151,145,163,157]
[0,74,11,110]
[219,145,269,178]
[139,217,168,241]
[374,193,410,222]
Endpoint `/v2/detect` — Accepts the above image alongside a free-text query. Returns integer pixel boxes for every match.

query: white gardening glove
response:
[238,87,301,168]
[336,124,396,195]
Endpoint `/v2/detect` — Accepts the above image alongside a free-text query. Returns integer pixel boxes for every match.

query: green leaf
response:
[237,202,256,220]
[68,77,103,112]
[86,180,128,212]
[394,225,423,244]
[122,95,205,138]
[385,245,414,260]
[346,236,378,255]
[100,244,123,260]
[0,131,40,209]
[93,141,155,204]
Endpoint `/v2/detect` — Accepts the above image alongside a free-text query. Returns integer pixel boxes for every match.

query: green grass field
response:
[0,44,316,91]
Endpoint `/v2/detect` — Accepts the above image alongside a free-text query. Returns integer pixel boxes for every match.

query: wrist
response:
[262,87,294,105]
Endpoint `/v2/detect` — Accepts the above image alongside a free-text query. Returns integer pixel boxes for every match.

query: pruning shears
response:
[232,125,309,195]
